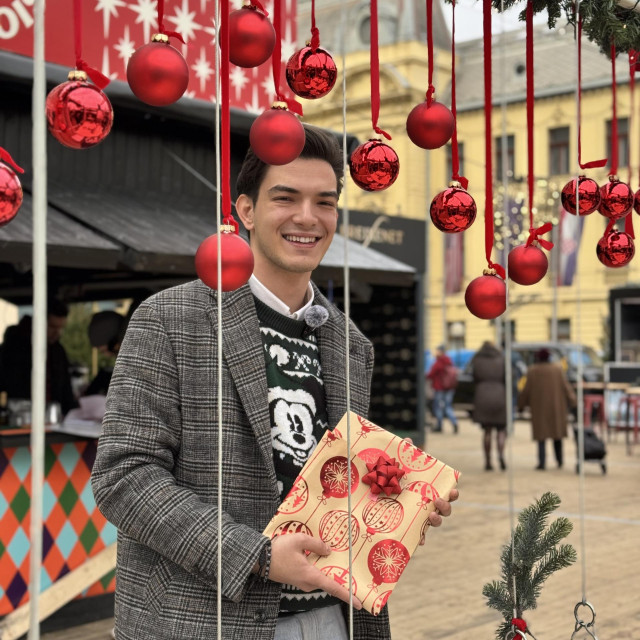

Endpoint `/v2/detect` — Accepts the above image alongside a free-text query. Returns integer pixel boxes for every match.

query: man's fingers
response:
[315,572,362,610]
[448,488,459,503]
[434,497,452,517]
[293,534,331,556]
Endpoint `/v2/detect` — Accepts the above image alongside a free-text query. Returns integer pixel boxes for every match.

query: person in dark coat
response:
[471,341,507,471]
[517,348,576,470]
[426,345,459,434]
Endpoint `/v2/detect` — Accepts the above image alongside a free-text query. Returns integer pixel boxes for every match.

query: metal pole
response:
[550,221,559,342]
[423,149,432,442]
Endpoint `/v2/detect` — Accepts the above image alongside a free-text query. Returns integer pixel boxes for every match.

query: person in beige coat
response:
[517,348,577,470]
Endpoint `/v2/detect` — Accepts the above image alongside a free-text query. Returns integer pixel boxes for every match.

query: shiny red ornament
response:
[127,34,189,107]
[634,189,640,216]
[430,182,476,233]
[286,45,337,99]
[464,273,506,320]
[561,175,601,216]
[350,139,399,192]
[249,106,305,165]
[508,244,548,285]
[596,231,635,268]
[598,176,634,220]
[367,539,410,586]
[229,5,276,68]
[195,227,254,292]
[0,163,23,226]
[406,100,455,150]
[46,71,113,149]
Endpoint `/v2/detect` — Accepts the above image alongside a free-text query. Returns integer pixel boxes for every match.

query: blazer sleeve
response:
[91,301,268,603]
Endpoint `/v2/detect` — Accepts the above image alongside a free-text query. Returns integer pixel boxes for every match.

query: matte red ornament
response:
[0,163,23,226]
[634,189,640,215]
[350,139,399,192]
[464,273,506,320]
[228,5,276,68]
[249,106,305,166]
[430,182,476,233]
[127,34,189,107]
[598,175,634,220]
[406,100,455,150]
[46,71,113,149]
[195,226,254,292]
[561,175,601,216]
[286,45,337,99]
[596,231,635,268]
[508,244,548,285]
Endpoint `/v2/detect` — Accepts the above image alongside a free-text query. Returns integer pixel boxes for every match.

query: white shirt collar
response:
[249,275,315,320]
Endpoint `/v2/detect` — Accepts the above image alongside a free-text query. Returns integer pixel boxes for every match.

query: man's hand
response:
[268,534,363,609]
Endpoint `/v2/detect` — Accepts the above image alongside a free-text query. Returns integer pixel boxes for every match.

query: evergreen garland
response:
[482,492,577,640]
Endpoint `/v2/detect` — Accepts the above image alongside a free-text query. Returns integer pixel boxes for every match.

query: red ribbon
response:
[449,0,468,189]
[220,0,234,229]
[425,0,435,106]
[249,0,269,15]
[73,0,110,89]
[0,148,24,174]
[362,457,405,496]
[157,0,185,43]
[310,0,320,51]
[610,41,619,176]
[511,618,528,632]
[525,1,535,230]
[271,0,303,116]
[627,50,636,240]
[370,0,391,140]
[526,222,554,250]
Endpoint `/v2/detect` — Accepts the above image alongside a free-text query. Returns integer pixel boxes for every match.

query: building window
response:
[549,318,571,342]
[549,127,570,175]
[606,118,629,168]
[495,134,515,181]
[446,142,465,179]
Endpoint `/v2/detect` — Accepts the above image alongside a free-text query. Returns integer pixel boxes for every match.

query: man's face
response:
[236,157,339,281]
[47,314,67,344]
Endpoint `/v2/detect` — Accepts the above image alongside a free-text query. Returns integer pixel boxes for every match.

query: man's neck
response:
[252,269,311,312]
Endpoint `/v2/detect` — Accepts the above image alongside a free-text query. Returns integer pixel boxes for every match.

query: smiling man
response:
[91,125,457,640]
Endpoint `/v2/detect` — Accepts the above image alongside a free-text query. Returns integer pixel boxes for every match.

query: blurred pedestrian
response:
[426,345,459,434]
[517,348,576,470]
[470,341,507,471]
[84,310,127,396]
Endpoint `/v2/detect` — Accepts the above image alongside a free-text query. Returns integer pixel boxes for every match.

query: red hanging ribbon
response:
[249,0,269,15]
[310,0,320,51]
[627,50,636,239]
[610,41,619,176]
[526,1,535,231]
[0,148,24,174]
[220,0,234,229]
[526,222,554,250]
[425,0,435,106]
[362,457,405,496]
[73,0,110,89]
[271,0,303,116]
[157,0,186,44]
[449,0,468,189]
[370,0,391,140]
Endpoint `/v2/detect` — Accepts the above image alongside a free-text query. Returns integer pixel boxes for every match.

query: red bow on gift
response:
[362,456,405,496]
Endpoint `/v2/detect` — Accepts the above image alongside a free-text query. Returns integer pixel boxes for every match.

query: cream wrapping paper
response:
[263,411,460,615]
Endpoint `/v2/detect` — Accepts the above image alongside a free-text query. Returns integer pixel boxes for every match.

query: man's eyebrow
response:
[267,185,339,200]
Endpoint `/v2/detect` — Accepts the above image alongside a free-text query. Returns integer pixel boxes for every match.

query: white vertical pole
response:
[29,0,47,637]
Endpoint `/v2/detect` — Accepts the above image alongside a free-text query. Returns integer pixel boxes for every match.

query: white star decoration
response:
[101,45,119,80]
[95,0,127,38]
[203,16,217,45]
[114,25,136,73]
[128,0,158,44]
[192,47,214,93]
[230,66,248,101]
[167,0,203,43]
[261,74,276,103]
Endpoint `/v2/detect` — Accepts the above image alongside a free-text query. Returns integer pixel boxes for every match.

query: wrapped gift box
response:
[263,411,460,615]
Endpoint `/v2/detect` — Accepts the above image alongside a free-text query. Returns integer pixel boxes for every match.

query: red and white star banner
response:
[0,0,297,111]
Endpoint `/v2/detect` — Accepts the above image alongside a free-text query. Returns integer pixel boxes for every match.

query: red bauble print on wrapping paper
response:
[350,140,399,192]
[46,72,113,149]
[598,176,634,220]
[404,480,440,508]
[319,510,360,551]
[362,498,404,539]
[0,163,23,226]
[396,440,437,472]
[367,539,410,588]
[286,45,337,99]
[250,106,305,166]
[321,566,358,597]
[228,5,276,68]
[271,520,312,537]
[596,231,635,268]
[508,244,548,286]
[561,176,601,216]
[127,34,189,107]
[277,477,309,515]
[465,273,506,320]
[371,590,392,616]
[195,226,254,292]
[406,101,455,150]
[357,448,390,467]
[430,182,477,233]
[319,456,359,499]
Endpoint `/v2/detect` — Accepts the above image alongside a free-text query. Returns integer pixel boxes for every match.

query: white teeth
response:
[285,235,317,243]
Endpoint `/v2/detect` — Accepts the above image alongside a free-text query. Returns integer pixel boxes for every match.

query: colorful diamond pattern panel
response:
[0,440,117,614]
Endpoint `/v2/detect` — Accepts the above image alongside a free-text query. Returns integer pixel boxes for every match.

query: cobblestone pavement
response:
[41,418,640,640]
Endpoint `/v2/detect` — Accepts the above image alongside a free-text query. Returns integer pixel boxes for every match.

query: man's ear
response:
[235,194,255,231]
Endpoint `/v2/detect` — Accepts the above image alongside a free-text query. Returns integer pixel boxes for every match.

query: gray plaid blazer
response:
[91,280,392,640]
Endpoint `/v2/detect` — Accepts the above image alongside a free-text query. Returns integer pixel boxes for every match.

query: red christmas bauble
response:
[634,189,640,216]
[350,140,399,192]
[406,100,455,150]
[229,5,276,68]
[195,229,254,291]
[46,73,113,149]
[561,175,600,216]
[508,244,548,285]
[464,274,506,320]
[0,163,23,226]
[598,176,634,220]
[430,183,476,233]
[367,539,410,586]
[596,231,635,268]
[127,35,189,107]
[249,107,305,165]
[286,45,337,99]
